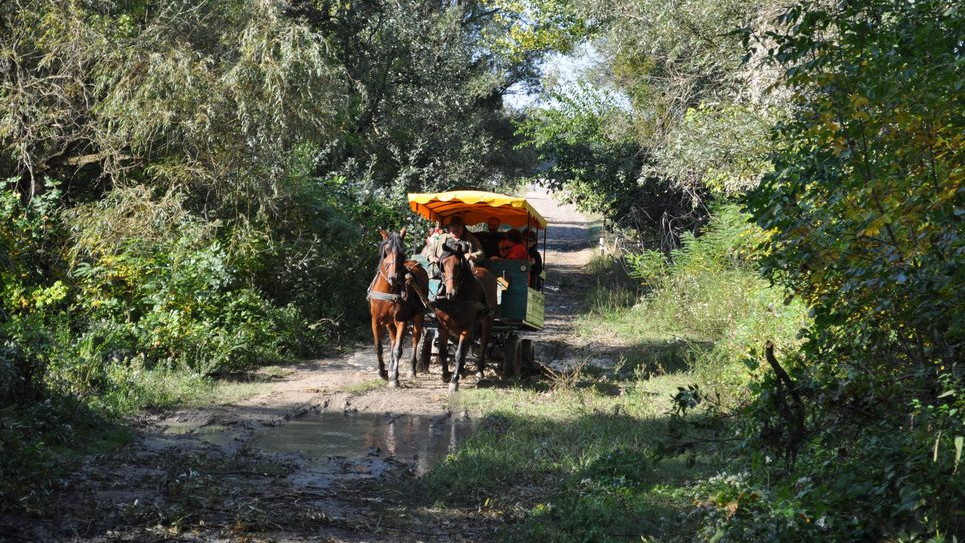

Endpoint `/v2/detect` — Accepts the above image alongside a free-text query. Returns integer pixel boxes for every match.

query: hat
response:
[447,215,465,227]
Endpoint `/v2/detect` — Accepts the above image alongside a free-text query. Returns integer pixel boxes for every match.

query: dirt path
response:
[6,187,597,543]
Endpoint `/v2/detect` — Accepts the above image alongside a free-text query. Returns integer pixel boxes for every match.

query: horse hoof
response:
[379,370,389,381]
[448,381,459,393]
[442,372,452,383]
[407,371,417,380]
[388,380,399,389]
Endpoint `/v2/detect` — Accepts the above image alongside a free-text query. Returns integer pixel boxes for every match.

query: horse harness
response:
[366,249,409,303]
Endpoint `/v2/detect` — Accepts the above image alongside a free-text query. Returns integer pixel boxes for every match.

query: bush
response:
[721,0,965,538]
[590,204,808,393]
[63,187,297,378]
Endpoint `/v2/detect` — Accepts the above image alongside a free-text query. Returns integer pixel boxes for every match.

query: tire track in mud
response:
[2,186,599,542]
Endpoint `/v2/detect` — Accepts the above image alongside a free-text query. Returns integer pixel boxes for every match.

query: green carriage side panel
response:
[480,259,542,329]
[429,279,442,300]
[411,255,430,269]
[525,288,544,329]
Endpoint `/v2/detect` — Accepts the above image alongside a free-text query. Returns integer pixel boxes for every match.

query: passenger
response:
[421,219,444,258]
[495,235,513,260]
[526,230,543,289]
[428,215,484,270]
[478,216,502,258]
[491,229,528,261]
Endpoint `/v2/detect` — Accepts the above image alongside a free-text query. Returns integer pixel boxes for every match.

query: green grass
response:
[89,367,265,414]
[421,374,726,542]
[577,252,807,399]
[345,378,387,395]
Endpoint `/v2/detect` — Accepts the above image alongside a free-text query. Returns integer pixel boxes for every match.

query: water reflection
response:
[251,412,477,475]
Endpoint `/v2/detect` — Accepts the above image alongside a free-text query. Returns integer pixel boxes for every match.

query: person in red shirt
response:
[504,229,529,260]
[492,229,533,285]
[492,229,527,260]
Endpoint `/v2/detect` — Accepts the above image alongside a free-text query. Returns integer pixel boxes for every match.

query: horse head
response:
[378,227,407,290]
[440,242,470,300]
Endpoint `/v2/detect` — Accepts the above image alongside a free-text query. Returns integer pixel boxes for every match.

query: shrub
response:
[64,186,298,377]
[723,0,965,538]
[596,204,808,393]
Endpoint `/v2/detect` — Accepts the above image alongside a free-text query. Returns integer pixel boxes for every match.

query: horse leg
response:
[449,331,471,393]
[372,318,388,381]
[388,321,406,388]
[439,323,451,384]
[409,314,424,379]
[476,316,493,379]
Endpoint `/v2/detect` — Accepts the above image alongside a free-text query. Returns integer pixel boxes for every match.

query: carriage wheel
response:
[519,339,535,373]
[418,329,435,373]
[511,340,525,379]
[502,334,520,378]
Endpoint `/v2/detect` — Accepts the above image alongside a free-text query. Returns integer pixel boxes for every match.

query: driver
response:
[428,215,484,270]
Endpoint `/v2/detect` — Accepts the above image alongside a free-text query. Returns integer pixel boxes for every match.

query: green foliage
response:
[1,0,345,211]
[0,181,68,403]
[517,84,641,215]
[520,0,782,217]
[63,187,298,378]
[1,0,557,208]
[748,0,962,380]
[650,104,774,196]
[695,407,965,541]
[517,84,706,244]
[722,0,965,538]
[0,181,311,409]
[311,0,556,193]
[480,0,590,62]
[584,205,807,394]
[596,0,781,195]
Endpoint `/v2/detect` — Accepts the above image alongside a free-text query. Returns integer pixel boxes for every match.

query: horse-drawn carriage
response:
[368,190,547,391]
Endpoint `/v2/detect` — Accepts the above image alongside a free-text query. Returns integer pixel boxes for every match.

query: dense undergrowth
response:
[588,205,962,541]
[581,204,809,396]
[589,201,962,540]
[0,175,391,509]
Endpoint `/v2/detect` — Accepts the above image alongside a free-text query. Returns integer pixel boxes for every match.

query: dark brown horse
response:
[433,244,496,392]
[368,228,429,387]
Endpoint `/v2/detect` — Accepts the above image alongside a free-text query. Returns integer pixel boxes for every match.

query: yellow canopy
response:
[408,190,548,229]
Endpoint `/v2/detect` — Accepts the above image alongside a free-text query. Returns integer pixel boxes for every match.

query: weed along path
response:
[6,187,617,542]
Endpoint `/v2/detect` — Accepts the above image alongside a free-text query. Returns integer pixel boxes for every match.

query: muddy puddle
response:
[161,422,237,448]
[251,412,478,476]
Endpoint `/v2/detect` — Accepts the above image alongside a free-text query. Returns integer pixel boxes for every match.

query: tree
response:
[566,0,782,197]
[0,0,346,214]
[741,0,963,535]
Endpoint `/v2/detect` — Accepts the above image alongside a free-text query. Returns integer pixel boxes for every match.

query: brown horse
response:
[433,244,496,392]
[368,228,429,387]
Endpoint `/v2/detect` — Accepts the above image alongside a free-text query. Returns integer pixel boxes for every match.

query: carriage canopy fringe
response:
[407,190,548,229]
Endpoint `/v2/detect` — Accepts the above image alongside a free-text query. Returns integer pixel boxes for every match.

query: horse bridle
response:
[368,241,408,302]
[442,252,471,299]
